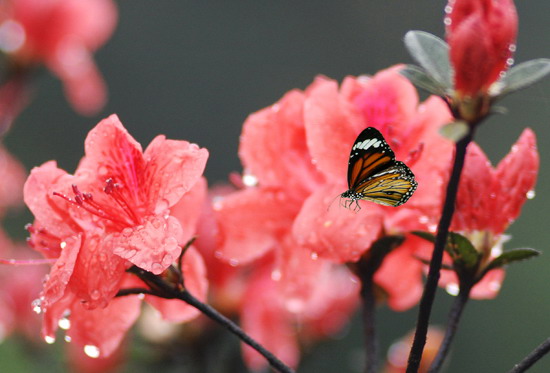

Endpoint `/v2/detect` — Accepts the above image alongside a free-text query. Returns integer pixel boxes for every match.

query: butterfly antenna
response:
[327,193,342,212]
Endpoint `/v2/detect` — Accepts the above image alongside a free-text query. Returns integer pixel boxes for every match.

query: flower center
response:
[53,178,142,229]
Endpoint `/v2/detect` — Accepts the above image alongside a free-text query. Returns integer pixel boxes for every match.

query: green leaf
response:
[403,31,453,90]
[484,248,541,272]
[439,121,469,142]
[400,65,449,96]
[493,59,550,97]
[446,232,480,269]
[411,231,435,243]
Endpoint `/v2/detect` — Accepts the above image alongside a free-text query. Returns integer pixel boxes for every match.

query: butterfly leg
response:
[353,199,361,212]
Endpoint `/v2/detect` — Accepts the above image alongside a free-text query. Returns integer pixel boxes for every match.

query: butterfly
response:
[340,127,417,211]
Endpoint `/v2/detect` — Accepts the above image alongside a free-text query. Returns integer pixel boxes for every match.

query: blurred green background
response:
[1,1,549,372]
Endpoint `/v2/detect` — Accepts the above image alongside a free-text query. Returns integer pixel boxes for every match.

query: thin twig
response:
[507,337,550,373]
[128,266,295,373]
[406,130,474,373]
[428,284,471,372]
[355,236,404,373]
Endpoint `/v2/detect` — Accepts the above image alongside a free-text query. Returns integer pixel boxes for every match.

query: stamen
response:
[103,179,141,224]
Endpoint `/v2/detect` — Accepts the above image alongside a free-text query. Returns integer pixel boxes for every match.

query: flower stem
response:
[406,130,474,373]
[128,266,295,373]
[428,284,472,373]
[507,337,550,373]
[358,259,378,373]
[354,236,405,373]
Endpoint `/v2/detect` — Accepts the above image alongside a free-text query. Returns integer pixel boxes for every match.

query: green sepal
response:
[492,59,550,98]
[439,121,469,142]
[483,248,541,273]
[403,31,453,91]
[400,64,449,96]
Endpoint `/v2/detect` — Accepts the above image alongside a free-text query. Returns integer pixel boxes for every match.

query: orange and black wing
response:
[347,127,396,189]
[354,161,417,207]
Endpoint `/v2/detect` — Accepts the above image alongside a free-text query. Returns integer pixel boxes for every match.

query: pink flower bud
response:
[446,0,518,96]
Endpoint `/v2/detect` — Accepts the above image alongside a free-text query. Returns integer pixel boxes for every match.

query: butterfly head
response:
[340,189,363,212]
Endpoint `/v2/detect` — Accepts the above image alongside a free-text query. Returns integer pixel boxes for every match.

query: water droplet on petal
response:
[242,171,258,187]
[32,298,43,314]
[64,335,72,343]
[137,293,145,300]
[90,290,100,300]
[526,190,535,199]
[84,344,101,358]
[271,269,282,281]
[228,258,239,267]
[444,5,453,14]
[44,335,56,344]
[506,58,514,67]
[285,298,304,313]
[509,44,517,53]
[58,317,71,330]
[489,281,501,292]
[310,252,319,260]
[443,17,452,26]
[60,241,67,249]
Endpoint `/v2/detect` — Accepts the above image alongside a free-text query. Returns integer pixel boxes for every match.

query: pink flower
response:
[446,0,518,97]
[0,0,118,114]
[213,67,452,317]
[442,128,539,297]
[23,114,209,356]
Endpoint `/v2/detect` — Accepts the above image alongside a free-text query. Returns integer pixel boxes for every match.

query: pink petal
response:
[24,161,78,239]
[292,184,384,263]
[239,89,323,197]
[69,233,128,309]
[67,294,141,358]
[143,136,208,214]
[277,236,332,311]
[42,234,82,309]
[494,128,539,233]
[110,215,183,275]
[353,68,419,129]
[470,268,505,299]
[452,142,495,232]
[77,115,145,203]
[214,187,298,264]
[241,268,299,371]
[374,236,425,311]
[145,247,208,322]
[303,76,365,180]
[170,177,208,245]
[42,291,75,342]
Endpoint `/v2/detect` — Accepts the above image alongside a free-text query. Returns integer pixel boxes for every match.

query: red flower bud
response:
[446,0,518,96]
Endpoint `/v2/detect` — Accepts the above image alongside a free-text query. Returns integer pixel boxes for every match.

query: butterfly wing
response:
[354,161,417,207]
[347,127,396,189]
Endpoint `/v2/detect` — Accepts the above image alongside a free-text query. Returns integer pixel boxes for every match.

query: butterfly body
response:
[341,127,417,211]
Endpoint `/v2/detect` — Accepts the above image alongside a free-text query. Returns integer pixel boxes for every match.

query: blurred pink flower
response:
[446,0,517,97]
[0,0,118,114]
[23,114,209,357]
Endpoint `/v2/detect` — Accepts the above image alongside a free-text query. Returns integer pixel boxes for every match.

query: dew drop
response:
[310,252,319,260]
[242,172,258,187]
[509,44,517,53]
[213,251,223,259]
[123,249,137,259]
[60,241,67,249]
[44,335,56,344]
[151,263,163,273]
[444,5,453,14]
[64,335,72,343]
[228,258,239,267]
[0,20,25,53]
[271,103,280,113]
[32,298,43,314]
[271,269,282,281]
[443,17,452,26]
[90,290,100,300]
[526,190,535,199]
[506,58,514,67]
[137,293,145,300]
[428,224,437,233]
[58,317,71,330]
[419,215,429,224]
[446,283,459,296]
[84,344,101,358]
[162,254,173,267]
